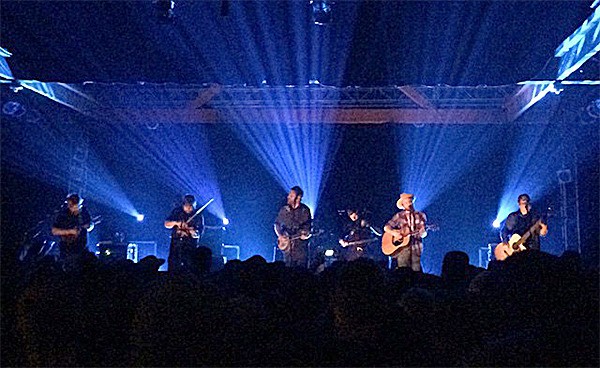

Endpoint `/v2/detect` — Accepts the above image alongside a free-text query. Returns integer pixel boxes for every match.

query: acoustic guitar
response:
[277,229,323,252]
[381,224,438,256]
[494,219,544,261]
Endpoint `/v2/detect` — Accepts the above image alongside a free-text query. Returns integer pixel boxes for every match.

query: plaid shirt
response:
[386,210,427,236]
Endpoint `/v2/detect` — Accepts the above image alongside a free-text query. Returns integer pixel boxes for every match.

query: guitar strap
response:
[408,211,416,233]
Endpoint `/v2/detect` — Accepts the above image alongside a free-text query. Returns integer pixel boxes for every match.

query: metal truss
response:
[67,134,89,198]
[83,83,516,110]
[6,81,583,124]
[70,83,524,124]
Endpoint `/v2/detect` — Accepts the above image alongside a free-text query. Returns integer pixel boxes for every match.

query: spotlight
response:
[25,109,42,123]
[310,0,333,25]
[309,79,321,85]
[136,214,145,222]
[222,217,230,226]
[557,169,572,184]
[547,83,563,95]
[154,0,175,20]
[586,99,600,119]
[2,101,26,117]
[220,0,230,17]
[324,249,335,257]
[492,219,501,229]
[9,81,23,93]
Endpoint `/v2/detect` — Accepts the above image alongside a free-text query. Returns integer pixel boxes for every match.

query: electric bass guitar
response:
[277,229,324,252]
[381,224,438,256]
[494,219,544,261]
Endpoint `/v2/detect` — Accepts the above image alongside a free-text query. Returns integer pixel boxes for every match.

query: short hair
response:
[346,208,359,216]
[518,194,530,202]
[290,186,304,197]
[66,193,82,205]
[183,194,196,206]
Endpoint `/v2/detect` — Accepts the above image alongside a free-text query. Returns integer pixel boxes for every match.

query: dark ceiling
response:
[1,0,594,86]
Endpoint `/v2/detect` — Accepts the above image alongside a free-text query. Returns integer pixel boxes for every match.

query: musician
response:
[501,194,548,251]
[165,194,204,273]
[274,186,312,268]
[383,193,427,271]
[51,193,94,260]
[339,208,378,261]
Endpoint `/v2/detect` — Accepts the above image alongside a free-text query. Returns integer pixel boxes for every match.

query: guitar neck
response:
[347,238,377,246]
[289,229,319,240]
[409,224,435,235]
[515,221,541,246]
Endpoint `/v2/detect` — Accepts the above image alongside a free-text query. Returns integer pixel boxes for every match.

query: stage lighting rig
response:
[9,80,23,93]
[2,100,26,117]
[220,0,230,17]
[310,1,333,25]
[154,0,175,20]
[586,99,600,119]
[557,169,573,184]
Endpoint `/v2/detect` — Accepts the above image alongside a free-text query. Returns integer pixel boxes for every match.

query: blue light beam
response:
[496,124,573,222]
[2,119,141,218]
[398,124,500,211]
[109,123,226,219]
[232,109,339,215]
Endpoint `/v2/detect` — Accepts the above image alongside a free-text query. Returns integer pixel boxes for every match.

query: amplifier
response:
[96,241,128,261]
[221,244,240,263]
[126,241,158,263]
[479,244,493,268]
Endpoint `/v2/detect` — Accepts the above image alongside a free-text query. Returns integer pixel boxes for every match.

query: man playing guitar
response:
[274,186,312,268]
[339,208,380,261]
[51,193,94,261]
[165,194,204,273]
[383,193,428,271]
[497,194,548,259]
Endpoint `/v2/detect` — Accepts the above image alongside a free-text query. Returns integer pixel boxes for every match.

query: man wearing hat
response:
[383,193,428,271]
[51,193,94,261]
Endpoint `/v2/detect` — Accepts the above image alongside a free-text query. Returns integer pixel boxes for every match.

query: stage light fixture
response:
[222,217,230,226]
[220,0,230,17]
[9,80,23,93]
[557,169,572,184]
[310,1,333,25]
[492,219,501,229]
[154,0,175,19]
[2,101,26,117]
[586,99,600,119]
[136,214,145,222]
